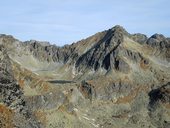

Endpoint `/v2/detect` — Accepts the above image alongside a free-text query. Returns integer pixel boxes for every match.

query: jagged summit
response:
[147,33,170,48]
[0,34,18,44]
[25,40,51,46]
[75,25,128,73]
[0,34,15,38]
[111,25,129,35]
[151,33,166,40]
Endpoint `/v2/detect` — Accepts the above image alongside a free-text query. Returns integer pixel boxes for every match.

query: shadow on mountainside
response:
[48,80,76,84]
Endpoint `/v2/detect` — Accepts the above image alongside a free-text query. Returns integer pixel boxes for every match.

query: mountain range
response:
[0,25,170,128]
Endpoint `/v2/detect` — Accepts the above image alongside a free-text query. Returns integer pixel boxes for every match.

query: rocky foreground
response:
[0,25,170,128]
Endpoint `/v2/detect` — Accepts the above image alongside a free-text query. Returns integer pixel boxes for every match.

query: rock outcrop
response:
[0,45,40,128]
[148,82,170,128]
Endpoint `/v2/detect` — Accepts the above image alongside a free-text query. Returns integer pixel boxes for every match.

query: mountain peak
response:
[111,25,129,35]
[150,33,166,41]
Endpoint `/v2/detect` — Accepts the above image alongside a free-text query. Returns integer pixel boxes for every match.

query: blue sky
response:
[0,0,170,46]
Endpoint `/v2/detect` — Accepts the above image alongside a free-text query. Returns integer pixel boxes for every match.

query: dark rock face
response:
[148,82,170,128]
[75,26,130,73]
[0,45,40,128]
[80,81,96,100]
[149,82,170,107]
